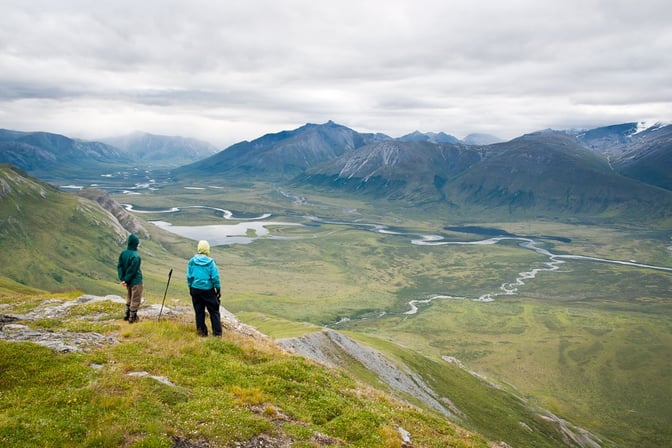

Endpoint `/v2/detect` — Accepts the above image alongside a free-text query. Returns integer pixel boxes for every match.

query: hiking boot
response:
[128,310,139,324]
[123,305,130,321]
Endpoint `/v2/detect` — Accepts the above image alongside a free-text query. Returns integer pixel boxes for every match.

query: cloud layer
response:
[1,0,671,147]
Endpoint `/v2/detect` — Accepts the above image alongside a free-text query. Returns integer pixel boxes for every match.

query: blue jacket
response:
[187,254,221,291]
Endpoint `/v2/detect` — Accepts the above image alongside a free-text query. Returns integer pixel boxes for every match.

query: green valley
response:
[102,179,672,447]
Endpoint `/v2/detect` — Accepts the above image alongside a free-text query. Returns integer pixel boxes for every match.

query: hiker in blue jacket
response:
[186,240,222,336]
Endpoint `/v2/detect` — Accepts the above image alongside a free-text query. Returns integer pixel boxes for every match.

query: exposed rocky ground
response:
[278,330,463,419]
[0,294,264,352]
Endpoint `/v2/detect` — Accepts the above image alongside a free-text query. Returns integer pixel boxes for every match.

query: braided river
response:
[125,204,672,319]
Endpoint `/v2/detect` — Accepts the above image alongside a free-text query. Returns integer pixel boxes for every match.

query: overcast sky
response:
[1,0,671,148]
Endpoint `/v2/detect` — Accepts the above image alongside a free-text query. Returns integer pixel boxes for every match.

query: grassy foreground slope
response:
[0,291,488,448]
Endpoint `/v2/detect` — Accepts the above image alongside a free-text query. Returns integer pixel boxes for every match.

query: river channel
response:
[125,204,672,319]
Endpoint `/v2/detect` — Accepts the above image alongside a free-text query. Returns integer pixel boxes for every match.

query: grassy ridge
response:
[0,165,197,302]
[338,332,582,448]
[0,297,488,448]
[0,165,127,294]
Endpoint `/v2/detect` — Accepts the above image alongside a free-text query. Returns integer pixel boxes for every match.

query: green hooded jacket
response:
[117,234,143,286]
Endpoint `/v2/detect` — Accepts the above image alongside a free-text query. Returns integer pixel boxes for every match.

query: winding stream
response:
[125,204,672,319]
[302,217,672,320]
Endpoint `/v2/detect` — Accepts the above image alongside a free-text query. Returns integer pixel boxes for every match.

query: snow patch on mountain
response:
[633,120,671,135]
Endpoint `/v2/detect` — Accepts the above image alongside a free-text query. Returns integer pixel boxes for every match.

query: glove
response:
[215,288,221,304]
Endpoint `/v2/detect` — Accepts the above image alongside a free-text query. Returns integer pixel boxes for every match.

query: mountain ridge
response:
[0,164,126,293]
[0,129,130,179]
[4,119,672,222]
[175,120,389,179]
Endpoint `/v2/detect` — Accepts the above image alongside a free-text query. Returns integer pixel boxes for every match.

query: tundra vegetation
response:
[1,293,487,447]
[2,169,671,447]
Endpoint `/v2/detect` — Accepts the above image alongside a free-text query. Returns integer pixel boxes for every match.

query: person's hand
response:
[120,281,127,287]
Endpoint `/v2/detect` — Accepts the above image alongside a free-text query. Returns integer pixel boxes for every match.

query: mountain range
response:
[2,120,671,222]
[0,129,130,180]
[174,120,672,222]
[0,129,217,178]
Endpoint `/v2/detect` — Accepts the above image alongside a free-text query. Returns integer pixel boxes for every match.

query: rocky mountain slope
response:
[610,124,672,190]
[174,120,389,179]
[301,140,487,202]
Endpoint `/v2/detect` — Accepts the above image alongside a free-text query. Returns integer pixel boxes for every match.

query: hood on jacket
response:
[126,233,139,250]
[191,254,214,266]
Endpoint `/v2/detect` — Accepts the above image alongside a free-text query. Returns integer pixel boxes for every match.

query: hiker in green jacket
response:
[117,233,144,323]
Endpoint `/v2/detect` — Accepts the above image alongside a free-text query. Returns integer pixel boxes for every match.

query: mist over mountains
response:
[99,131,218,168]
[2,120,671,222]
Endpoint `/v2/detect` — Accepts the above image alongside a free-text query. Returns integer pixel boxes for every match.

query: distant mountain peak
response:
[462,133,504,145]
[176,120,388,180]
[397,131,460,144]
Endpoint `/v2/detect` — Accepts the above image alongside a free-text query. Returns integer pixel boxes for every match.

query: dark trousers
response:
[189,287,222,336]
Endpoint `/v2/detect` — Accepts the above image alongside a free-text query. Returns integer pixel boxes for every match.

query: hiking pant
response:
[190,287,222,336]
[125,284,144,312]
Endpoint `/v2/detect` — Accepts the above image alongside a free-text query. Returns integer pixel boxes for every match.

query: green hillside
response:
[0,164,186,297]
[0,293,489,448]
[0,164,120,293]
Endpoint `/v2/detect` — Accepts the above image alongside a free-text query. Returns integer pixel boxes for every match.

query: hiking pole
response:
[158,268,173,321]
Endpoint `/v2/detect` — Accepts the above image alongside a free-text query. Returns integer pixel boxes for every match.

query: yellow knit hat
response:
[197,240,210,255]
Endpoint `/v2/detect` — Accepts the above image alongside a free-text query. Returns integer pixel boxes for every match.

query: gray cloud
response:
[1,0,671,147]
